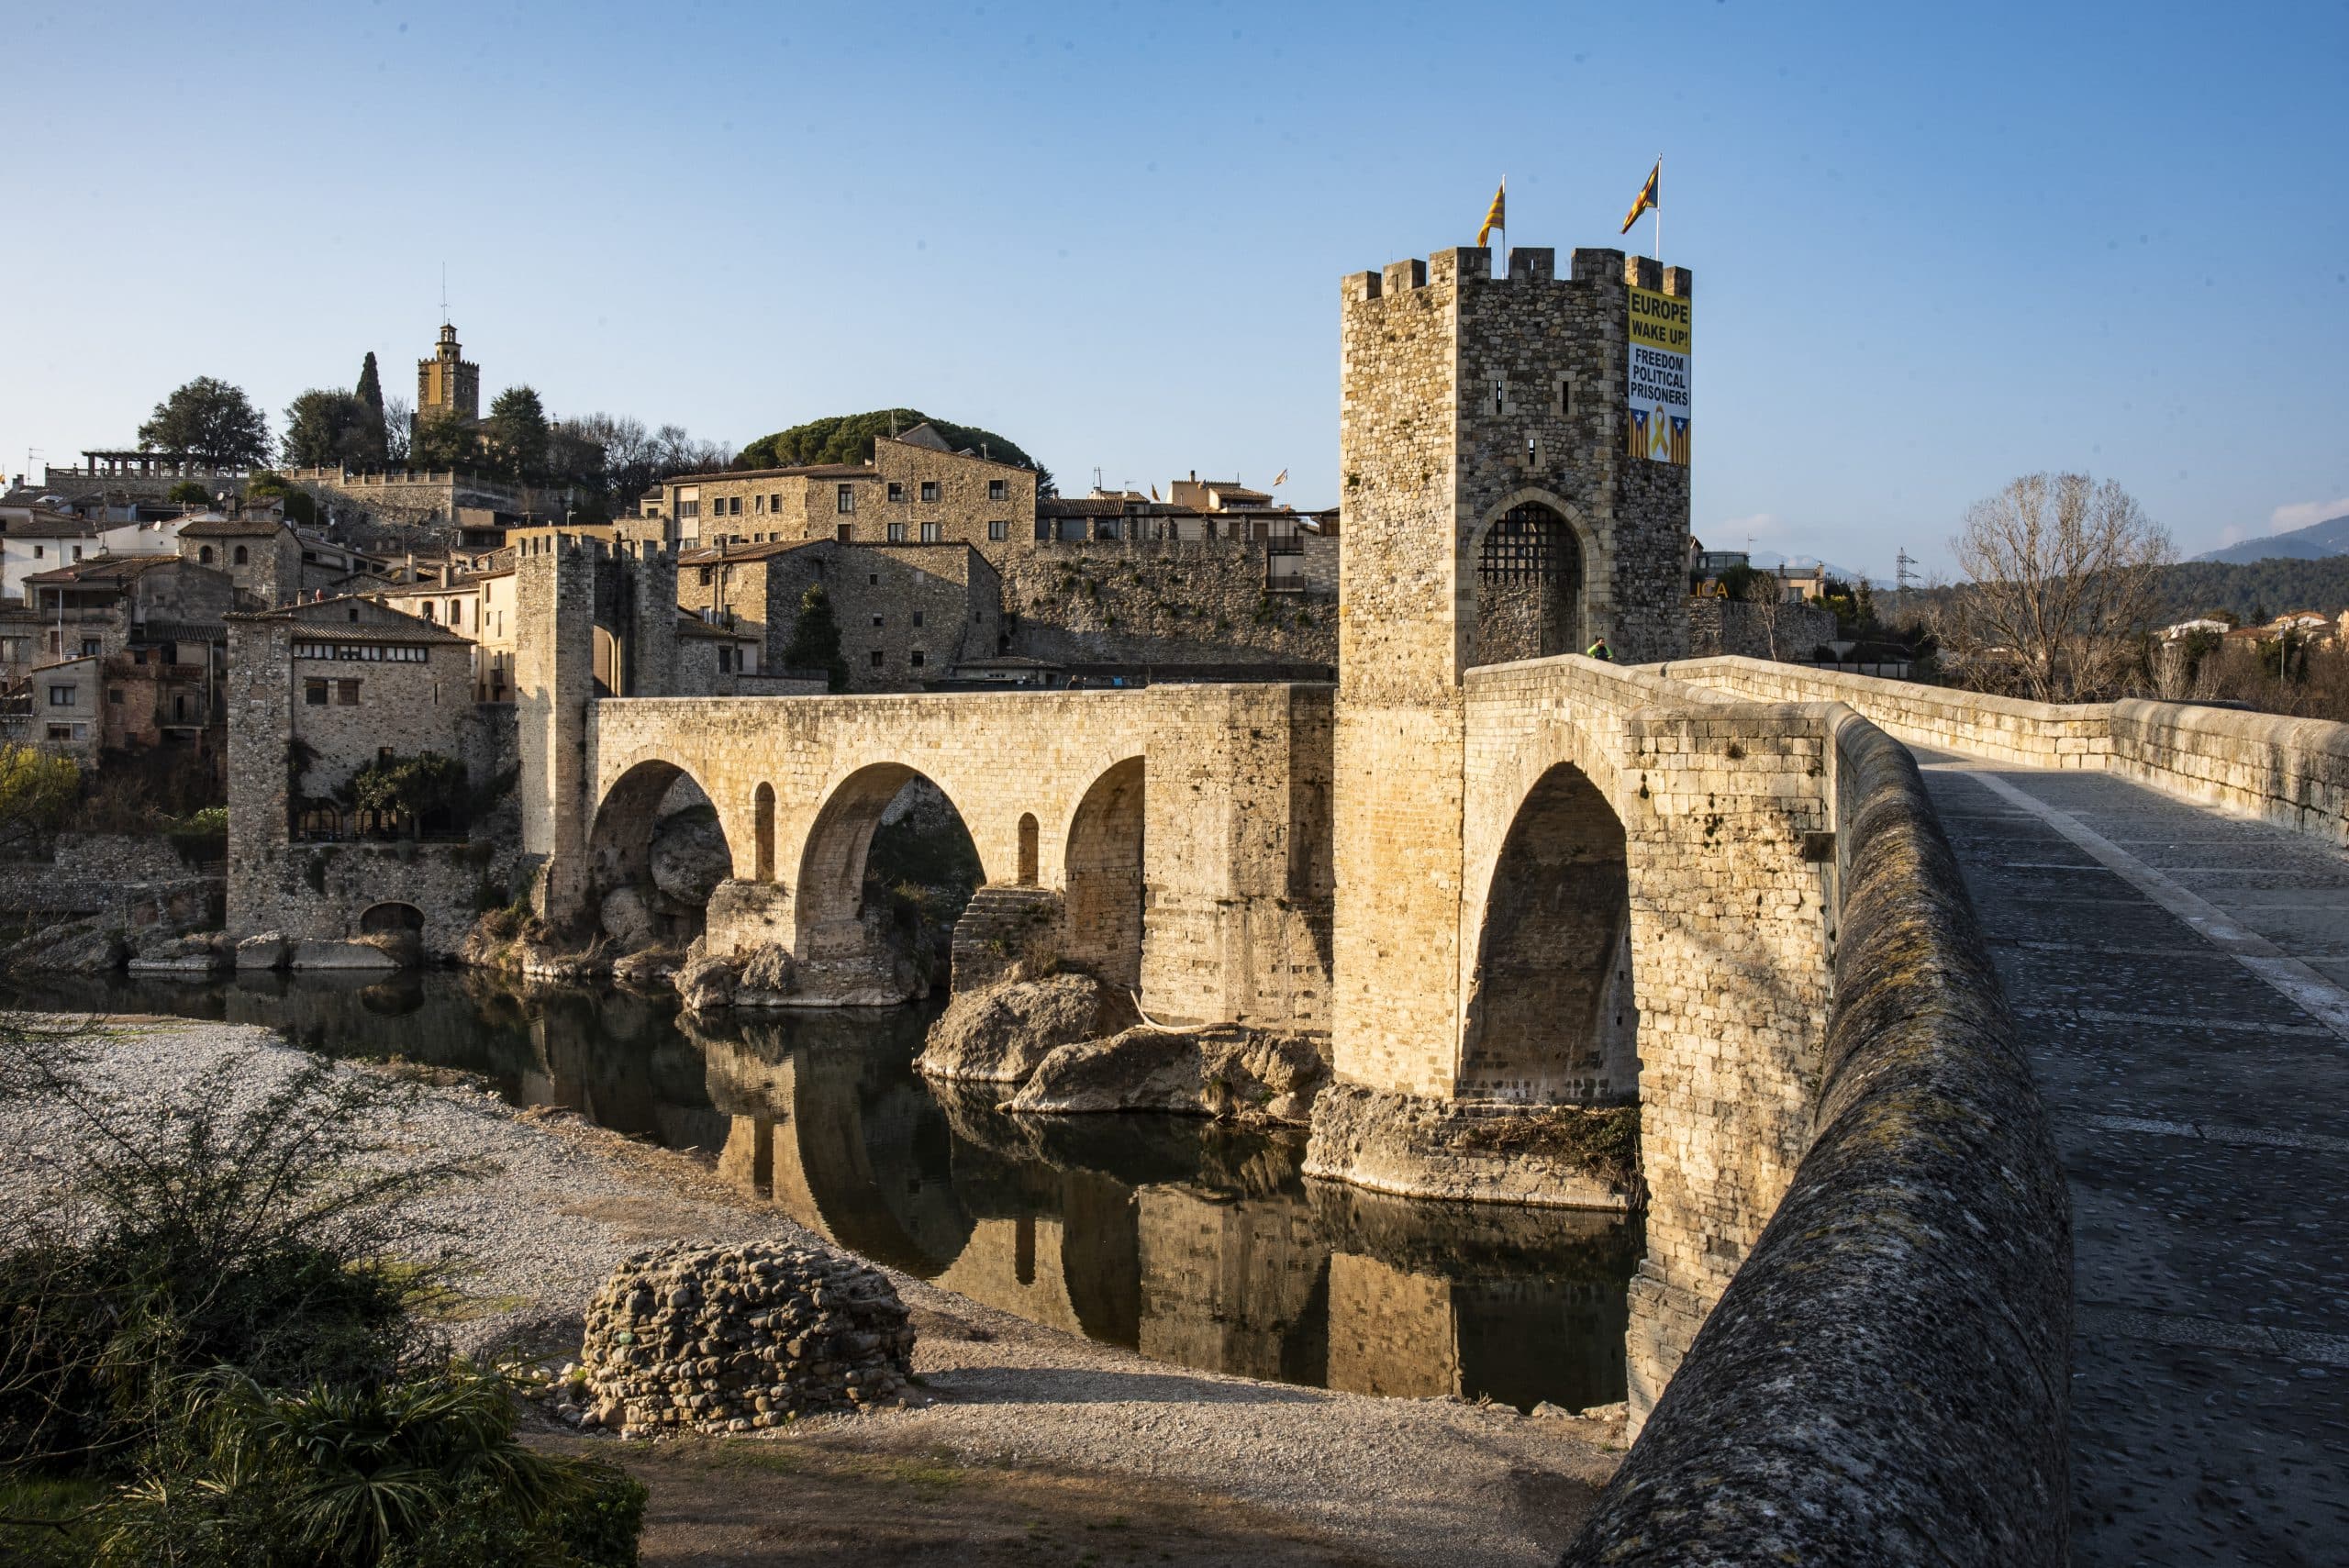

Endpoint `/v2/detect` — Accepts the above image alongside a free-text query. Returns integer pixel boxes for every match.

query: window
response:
[699,566,715,585]
[234,544,249,565]
[871,615,885,628]
[1556,376,1574,416]
[679,498,699,519]
[72,723,87,740]
[47,685,73,707]
[869,650,884,668]
[718,645,734,673]
[107,687,123,705]
[1097,518,1120,540]
[72,546,83,562]
[989,479,1007,502]
[336,679,361,706]
[1034,519,1051,542]
[911,609,924,628]
[199,545,214,563]
[30,546,40,559]
[867,573,879,584]
[448,601,462,627]
[919,481,940,503]
[729,495,742,516]
[836,523,852,542]
[887,482,905,503]
[909,650,924,667]
[1059,517,1085,541]
[421,603,437,621]
[752,493,765,514]
[769,493,781,512]
[919,522,941,543]
[44,725,70,741]
[80,639,99,657]
[836,485,855,514]
[886,523,907,542]
[987,520,1008,541]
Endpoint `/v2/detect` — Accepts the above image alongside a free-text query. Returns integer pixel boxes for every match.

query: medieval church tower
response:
[417,322,481,422]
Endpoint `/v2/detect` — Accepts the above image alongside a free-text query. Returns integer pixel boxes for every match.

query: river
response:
[17,967,1637,1411]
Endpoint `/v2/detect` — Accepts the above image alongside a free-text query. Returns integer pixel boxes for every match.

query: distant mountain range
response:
[2194,513,2349,565]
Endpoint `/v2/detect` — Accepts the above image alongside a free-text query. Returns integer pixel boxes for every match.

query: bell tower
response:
[417,321,481,423]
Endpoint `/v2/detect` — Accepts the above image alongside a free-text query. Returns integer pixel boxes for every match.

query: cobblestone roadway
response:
[1914,750,2349,1566]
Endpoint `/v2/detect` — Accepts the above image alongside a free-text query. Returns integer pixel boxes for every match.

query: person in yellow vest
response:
[1586,635,1614,662]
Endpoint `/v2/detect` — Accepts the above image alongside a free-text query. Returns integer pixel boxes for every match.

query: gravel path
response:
[0,1016,1624,1567]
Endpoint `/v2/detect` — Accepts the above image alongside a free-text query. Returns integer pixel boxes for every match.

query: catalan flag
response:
[1620,161,1660,235]
[1476,180,1506,248]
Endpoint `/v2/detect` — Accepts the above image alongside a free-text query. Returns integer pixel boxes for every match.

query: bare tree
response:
[381,393,414,465]
[1742,567,1787,661]
[1947,473,2173,703]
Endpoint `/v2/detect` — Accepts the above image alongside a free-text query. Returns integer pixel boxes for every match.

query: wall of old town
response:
[998,537,1339,671]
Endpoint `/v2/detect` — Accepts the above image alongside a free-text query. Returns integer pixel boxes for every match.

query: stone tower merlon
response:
[1336,242,1694,703]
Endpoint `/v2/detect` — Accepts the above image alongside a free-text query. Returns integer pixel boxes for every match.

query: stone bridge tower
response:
[1330,244,1693,1099]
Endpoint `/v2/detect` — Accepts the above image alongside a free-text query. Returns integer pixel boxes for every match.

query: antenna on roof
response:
[440,264,449,325]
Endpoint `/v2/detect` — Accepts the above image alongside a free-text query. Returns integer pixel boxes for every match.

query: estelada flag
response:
[1476,181,1505,248]
[1620,161,1660,234]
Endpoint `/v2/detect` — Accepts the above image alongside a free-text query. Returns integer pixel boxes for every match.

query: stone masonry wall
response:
[1000,537,1338,671]
[1683,596,1840,662]
[1564,711,2070,1567]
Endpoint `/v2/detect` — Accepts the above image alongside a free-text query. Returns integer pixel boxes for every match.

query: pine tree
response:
[782,584,850,692]
[354,351,384,417]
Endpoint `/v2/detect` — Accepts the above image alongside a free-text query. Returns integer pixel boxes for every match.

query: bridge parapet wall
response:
[1565,709,2072,1567]
[1666,655,2349,849]
[1656,654,2111,768]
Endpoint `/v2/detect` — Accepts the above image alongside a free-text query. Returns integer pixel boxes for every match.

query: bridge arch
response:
[1060,756,1146,992]
[794,762,985,975]
[1459,758,1636,1102]
[1464,488,1606,670]
[587,756,738,946]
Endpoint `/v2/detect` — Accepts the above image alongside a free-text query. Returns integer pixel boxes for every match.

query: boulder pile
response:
[580,1240,917,1436]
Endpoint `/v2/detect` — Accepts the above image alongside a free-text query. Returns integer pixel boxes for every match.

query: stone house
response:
[177,508,303,607]
[22,654,101,758]
[641,427,1040,558]
[0,506,101,604]
[674,537,1002,691]
[2,555,235,687]
[224,595,516,957]
[379,563,519,701]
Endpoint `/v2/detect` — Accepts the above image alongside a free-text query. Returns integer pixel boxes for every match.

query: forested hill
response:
[2153,557,2349,622]
[735,410,1044,477]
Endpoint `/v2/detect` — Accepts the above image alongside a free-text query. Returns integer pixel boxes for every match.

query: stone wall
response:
[999,537,1338,671]
[1667,655,2349,851]
[1564,712,2071,1567]
[1683,595,1840,662]
[1659,655,2113,768]
[0,832,220,928]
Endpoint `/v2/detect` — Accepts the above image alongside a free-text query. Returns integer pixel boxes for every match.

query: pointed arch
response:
[1062,757,1146,992]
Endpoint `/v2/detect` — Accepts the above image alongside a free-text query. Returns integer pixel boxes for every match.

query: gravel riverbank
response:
[0,1016,1625,1567]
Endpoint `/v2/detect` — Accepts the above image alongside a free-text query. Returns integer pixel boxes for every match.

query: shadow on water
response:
[17,969,1635,1411]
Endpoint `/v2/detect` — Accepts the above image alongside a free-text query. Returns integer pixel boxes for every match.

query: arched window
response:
[1017,812,1040,885]
[197,545,214,563]
[232,544,249,565]
[753,782,775,881]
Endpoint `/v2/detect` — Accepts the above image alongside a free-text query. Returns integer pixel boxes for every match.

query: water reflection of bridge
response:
[685,1015,1635,1409]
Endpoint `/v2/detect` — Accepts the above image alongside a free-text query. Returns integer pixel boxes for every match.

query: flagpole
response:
[1653,156,1662,264]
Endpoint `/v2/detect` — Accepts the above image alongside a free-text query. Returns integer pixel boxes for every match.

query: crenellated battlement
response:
[1344,244,1693,303]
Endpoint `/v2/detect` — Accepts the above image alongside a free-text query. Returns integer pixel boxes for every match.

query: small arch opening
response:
[1470,500,1584,668]
[1062,758,1145,993]
[1017,813,1040,885]
[233,544,249,565]
[358,901,425,935]
[197,544,214,564]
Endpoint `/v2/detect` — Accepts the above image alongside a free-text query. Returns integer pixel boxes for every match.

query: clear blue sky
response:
[6,0,2343,575]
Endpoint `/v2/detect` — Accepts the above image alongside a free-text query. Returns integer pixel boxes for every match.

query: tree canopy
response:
[245,472,320,528]
[484,386,551,485]
[410,407,477,472]
[353,350,384,418]
[781,584,850,692]
[736,410,1047,489]
[138,377,272,468]
[280,389,384,470]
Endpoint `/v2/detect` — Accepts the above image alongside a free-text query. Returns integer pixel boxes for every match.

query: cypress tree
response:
[782,584,850,692]
[354,351,384,417]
